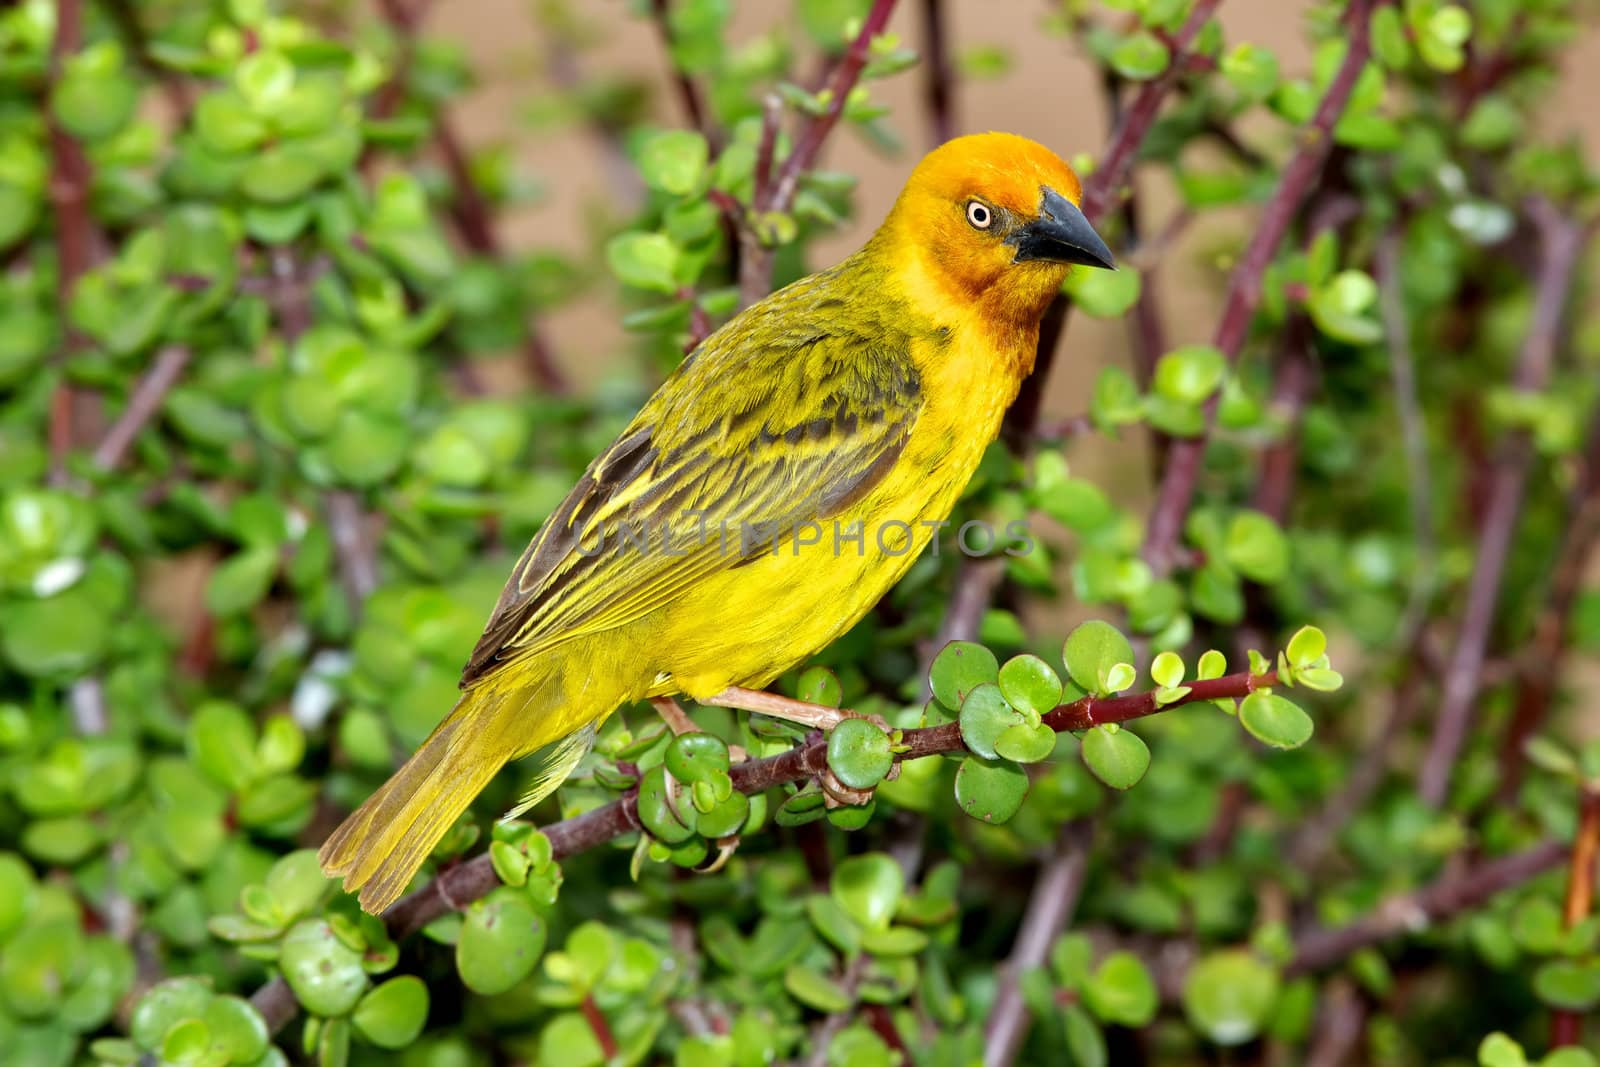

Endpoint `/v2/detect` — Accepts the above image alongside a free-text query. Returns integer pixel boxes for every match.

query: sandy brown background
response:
[424,1,1598,414]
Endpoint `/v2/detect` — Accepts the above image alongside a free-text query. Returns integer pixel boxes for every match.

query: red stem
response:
[919,0,954,146]
[581,993,620,1059]
[649,0,720,150]
[1287,839,1567,975]
[1418,200,1587,807]
[767,0,900,215]
[252,667,1277,1033]
[1140,0,1378,577]
[48,0,96,483]
[1078,0,1221,223]
[1552,789,1600,1047]
[92,346,192,471]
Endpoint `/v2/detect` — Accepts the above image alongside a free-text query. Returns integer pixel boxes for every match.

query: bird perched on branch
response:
[320,132,1115,913]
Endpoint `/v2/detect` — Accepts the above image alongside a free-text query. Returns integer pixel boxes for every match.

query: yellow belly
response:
[651,356,1012,699]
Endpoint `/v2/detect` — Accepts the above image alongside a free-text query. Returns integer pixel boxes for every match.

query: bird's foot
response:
[701,686,889,734]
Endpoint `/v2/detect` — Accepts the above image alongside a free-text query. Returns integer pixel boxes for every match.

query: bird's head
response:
[878,132,1115,324]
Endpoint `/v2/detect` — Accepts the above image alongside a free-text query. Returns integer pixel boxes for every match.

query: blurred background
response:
[435,0,1600,406]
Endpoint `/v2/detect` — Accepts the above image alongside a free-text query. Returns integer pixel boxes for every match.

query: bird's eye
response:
[965,200,993,230]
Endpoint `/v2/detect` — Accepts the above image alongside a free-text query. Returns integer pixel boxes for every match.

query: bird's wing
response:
[459,305,924,688]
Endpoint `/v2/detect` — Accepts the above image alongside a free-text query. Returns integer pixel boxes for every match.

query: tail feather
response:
[320,688,525,914]
[503,721,597,822]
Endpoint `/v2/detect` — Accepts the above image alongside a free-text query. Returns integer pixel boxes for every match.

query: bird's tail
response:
[320,684,534,915]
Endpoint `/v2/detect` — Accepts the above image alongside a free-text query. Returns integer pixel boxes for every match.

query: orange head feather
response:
[874,132,1114,325]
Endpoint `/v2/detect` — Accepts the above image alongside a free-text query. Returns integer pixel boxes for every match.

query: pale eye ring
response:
[965,200,993,230]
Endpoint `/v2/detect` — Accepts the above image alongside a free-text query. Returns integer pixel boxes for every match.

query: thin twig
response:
[253,668,1280,1033]
[1418,199,1587,807]
[1077,0,1222,222]
[92,346,192,472]
[768,0,899,214]
[1140,0,1378,577]
[1375,232,1437,645]
[1305,978,1367,1067]
[48,0,97,484]
[983,823,1092,1067]
[1552,788,1600,1047]
[738,0,900,306]
[649,0,720,150]
[1286,839,1566,975]
[801,954,869,1067]
[1008,0,1220,457]
[919,0,954,146]
[581,993,621,1060]
[1497,413,1600,799]
[326,491,379,612]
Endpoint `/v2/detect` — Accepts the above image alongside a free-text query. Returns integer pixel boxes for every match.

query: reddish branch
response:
[738,0,901,306]
[1552,788,1600,1047]
[948,0,1220,654]
[581,993,621,1059]
[648,0,720,150]
[92,346,192,472]
[251,667,1279,1032]
[1286,839,1566,976]
[1417,199,1587,807]
[1077,0,1221,223]
[47,0,98,483]
[983,822,1092,1067]
[1497,414,1600,800]
[919,0,954,146]
[1139,0,1377,577]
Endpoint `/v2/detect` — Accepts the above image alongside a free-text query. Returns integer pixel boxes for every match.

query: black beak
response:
[1007,187,1116,269]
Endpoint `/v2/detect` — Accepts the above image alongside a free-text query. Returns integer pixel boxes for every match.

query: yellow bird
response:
[320,132,1115,913]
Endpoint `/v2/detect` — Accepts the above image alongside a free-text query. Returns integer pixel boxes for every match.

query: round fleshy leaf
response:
[958,683,1022,761]
[954,755,1029,824]
[928,641,999,709]
[0,919,83,1017]
[1153,345,1226,404]
[130,977,213,1049]
[1285,625,1326,668]
[1085,952,1157,1027]
[1225,511,1290,584]
[351,975,429,1049]
[1064,266,1141,318]
[1150,651,1185,690]
[1080,725,1150,790]
[664,731,730,784]
[1533,959,1600,1012]
[203,995,269,1063]
[994,721,1056,764]
[998,654,1063,718]
[827,717,893,791]
[795,665,843,708]
[1196,649,1227,680]
[1182,950,1280,1046]
[636,765,696,844]
[280,919,370,1016]
[695,790,750,838]
[830,853,902,932]
[1238,692,1314,749]
[637,129,709,196]
[456,887,546,996]
[1062,621,1135,696]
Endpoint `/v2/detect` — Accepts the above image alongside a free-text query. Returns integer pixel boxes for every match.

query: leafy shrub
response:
[0,1,1598,1065]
